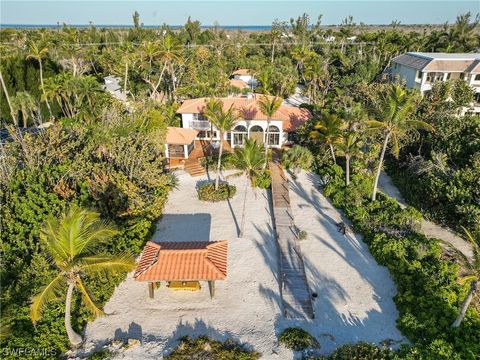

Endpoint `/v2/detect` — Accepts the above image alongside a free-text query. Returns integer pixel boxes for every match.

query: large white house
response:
[389,52,480,115]
[176,95,311,149]
[231,69,258,89]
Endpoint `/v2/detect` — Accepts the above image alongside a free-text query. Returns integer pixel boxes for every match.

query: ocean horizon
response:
[0,24,274,30]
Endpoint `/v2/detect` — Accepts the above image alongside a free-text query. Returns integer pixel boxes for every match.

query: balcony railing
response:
[191,120,211,130]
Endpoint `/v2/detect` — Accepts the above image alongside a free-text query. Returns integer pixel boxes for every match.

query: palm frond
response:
[75,279,104,318]
[30,274,65,324]
[75,253,136,275]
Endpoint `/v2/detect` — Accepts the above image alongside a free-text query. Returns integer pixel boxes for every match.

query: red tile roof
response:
[229,79,248,89]
[176,96,311,131]
[166,126,198,145]
[134,241,228,281]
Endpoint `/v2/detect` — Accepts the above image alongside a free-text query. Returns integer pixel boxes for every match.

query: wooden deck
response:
[184,140,233,177]
[270,155,315,320]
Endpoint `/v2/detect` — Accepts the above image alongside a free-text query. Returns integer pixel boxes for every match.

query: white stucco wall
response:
[391,62,420,90]
[180,114,285,148]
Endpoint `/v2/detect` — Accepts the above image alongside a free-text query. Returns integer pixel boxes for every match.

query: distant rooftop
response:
[392,52,480,73]
[408,52,480,61]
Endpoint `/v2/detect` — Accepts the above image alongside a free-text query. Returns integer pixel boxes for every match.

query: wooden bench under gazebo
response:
[133,241,227,299]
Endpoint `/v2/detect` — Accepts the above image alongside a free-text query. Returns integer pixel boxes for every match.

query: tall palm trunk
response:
[0,69,17,125]
[263,120,270,169]
[215,132,224,191]
[149,62,167,99]
[329,144,336,164]
[451,280,478,328]
[271,39,275,64]
[65,282,83,347]
[372,132,390,202]
[124,61,129,95]
[345,155,350,186]
[38,60,53,118]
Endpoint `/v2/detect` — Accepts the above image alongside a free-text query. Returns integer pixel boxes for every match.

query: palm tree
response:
[281,145,313,174]
[230,139,267,237]
[451,227,479,328]
[368,84,434,201]
[205,100,240,190]
[258,96,282,168]
[26,40,53,118]
[11,91,38,127]
[0,67,17,125]
[336,131,363,186]
[309,113,344,164]
[30,206,135,347]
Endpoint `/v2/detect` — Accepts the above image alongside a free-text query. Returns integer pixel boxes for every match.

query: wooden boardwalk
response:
[270,158,315,320]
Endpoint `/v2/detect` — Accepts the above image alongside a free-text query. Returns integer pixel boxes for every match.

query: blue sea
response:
[0,24,273,30]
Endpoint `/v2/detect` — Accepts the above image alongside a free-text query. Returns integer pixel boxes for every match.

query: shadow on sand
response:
[152,213,211,242]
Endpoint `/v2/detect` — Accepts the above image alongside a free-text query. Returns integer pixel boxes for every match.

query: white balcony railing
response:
[191,120,211,130]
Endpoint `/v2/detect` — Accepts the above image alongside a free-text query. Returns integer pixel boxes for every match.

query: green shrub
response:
[88,349,112,360]
[198,182,237,202]
[166,336,260,360]
[279,327,319,351]
[255,172,272,189]
[298,230,308,240]
[317,342,394,359]
[282,145,314,173]
[201,152,235,170]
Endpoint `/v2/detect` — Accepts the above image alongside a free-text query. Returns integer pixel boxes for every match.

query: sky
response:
[1,1,479,26]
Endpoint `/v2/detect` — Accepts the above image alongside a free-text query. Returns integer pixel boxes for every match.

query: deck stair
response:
[184,158,206,177]
[270,154,314,320]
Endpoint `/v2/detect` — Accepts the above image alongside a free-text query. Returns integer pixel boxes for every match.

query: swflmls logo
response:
[0,347,58,357]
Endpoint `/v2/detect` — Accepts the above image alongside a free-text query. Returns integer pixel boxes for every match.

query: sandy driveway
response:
[80,170,403,359]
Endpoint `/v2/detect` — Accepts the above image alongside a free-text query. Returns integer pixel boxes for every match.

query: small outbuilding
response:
[165,126,198,160]
[134,241,228,299]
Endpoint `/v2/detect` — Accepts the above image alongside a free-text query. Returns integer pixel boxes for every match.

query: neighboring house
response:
[390,52,480,115]
[231,69,258,89]
[229,79,249,91]
[176,95,311,149]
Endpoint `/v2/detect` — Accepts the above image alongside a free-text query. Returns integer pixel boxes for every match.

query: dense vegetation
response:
[0,9,479,359]
[387,108,480,242]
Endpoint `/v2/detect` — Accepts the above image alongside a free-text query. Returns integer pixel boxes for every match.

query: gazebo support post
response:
[208,280,215,299]
[148,282,155,299]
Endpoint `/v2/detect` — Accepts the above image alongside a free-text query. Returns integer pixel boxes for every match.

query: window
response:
[416,71,422,80]
[197,130,217,139]
[426,72,443,83]
[475,74,480,81]
[266,125,280,146]
[192,113,207,121]
[460,73,465,80]
[446,73,451,80]
[233,125,247,146]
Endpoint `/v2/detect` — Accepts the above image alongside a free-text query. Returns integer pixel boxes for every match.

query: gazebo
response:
[133,241,228,299]
[165,127,198,161]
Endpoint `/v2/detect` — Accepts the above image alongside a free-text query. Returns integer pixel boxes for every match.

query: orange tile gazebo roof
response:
[133,241,228,282]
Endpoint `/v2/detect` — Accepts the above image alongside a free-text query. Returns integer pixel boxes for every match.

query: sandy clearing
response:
[79,169,404,359]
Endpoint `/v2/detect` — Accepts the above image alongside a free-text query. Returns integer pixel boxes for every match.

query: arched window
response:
[249,125,264,144]
[233,125,247,146]
[267,125,280,146]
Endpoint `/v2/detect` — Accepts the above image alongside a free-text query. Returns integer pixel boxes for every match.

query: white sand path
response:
[79,170,404,359]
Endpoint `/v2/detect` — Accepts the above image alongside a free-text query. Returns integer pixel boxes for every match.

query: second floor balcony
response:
[190,120,211,130]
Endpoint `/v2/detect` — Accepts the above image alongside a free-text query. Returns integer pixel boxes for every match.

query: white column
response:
[184,144,188,159]
[165,144,169,158]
